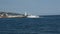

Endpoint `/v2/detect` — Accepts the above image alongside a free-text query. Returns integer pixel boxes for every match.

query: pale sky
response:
[0,0,60,15]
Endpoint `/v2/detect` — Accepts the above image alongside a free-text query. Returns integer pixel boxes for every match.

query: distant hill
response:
[0,11,24,15]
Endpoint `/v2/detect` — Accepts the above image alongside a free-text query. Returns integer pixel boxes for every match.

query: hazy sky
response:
[0,0,60,15]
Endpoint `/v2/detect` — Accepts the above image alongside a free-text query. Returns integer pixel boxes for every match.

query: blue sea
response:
[0,15,60,34]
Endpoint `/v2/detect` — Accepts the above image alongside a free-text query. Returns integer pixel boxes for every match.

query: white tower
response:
[25,12,27,16]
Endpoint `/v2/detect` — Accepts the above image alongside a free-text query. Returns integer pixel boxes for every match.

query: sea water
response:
[0,15,60,34]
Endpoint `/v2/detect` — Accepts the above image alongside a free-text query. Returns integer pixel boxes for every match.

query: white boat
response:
[27,15,39,18]
[24,12,39,18]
